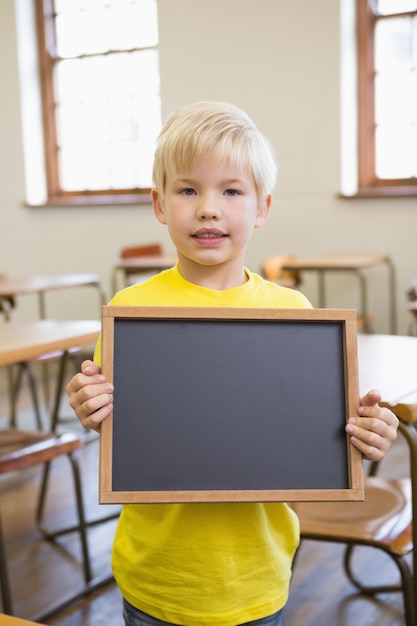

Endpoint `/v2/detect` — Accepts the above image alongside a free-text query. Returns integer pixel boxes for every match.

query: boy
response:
[67,101,398,626]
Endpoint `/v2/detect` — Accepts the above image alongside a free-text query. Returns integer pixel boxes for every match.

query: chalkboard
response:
[100,306,363,503]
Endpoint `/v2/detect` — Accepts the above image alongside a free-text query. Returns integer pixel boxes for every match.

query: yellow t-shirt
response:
[95,265,312,626]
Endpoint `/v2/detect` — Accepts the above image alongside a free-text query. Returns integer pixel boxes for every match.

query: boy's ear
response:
[151,188,167,225]
[254,194,272,228]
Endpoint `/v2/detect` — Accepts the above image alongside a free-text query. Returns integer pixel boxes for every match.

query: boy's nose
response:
[197,198,221,220]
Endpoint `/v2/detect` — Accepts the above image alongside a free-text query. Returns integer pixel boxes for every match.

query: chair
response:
[121,242,163,259]
[291,404,417,626]
[120,242,164,287]
[260,254,301,288]
[0,428,115,622]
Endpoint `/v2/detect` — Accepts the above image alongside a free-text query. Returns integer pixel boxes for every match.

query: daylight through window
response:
[357,0,417,196]
[37,0,161,205]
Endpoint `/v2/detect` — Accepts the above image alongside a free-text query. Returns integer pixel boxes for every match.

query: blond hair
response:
[152,101,277,205]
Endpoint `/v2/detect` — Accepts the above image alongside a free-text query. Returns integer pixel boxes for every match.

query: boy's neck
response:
[177,258,248,291]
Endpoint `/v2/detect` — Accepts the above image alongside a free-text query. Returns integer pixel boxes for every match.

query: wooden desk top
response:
[0,320,100,366]
[0,273,102,297]
[358,333,417,405]
[282,253,391,271]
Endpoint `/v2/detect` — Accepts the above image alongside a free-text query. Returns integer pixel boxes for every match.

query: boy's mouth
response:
[192,228,227,240]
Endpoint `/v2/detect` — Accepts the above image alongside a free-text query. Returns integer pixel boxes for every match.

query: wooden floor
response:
[0,364,410,626]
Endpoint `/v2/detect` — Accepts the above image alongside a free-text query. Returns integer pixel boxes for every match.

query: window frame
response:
[356,0,417,197]
[34,0,155,207]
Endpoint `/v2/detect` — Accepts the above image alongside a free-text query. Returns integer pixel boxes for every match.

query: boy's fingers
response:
[359,388,381,407]
[81,359,101,375]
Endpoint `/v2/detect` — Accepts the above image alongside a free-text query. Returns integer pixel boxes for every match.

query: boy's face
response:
[152,154,271,289]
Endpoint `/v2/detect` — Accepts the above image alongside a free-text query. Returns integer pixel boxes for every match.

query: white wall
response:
[1,0,416,333]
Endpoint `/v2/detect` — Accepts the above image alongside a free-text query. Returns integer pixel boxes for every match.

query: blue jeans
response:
[123,599,284,626]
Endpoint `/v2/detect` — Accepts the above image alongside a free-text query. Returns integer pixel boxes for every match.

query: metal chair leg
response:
[36,452,93,583]
[343,544,415,626]
[2,447,116,623]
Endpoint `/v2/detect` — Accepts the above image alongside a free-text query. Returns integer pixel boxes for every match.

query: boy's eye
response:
[181,188,196,196]
[224,189,239,196]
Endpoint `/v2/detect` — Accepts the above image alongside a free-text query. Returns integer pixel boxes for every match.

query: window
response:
[357,0,417,196]
[35,0,161,206]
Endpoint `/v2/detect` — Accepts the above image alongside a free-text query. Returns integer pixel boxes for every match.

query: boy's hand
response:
[345,389,399,462]
[66,359,114,432]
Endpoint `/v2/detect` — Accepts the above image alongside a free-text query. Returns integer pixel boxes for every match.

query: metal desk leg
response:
[111,267,119,296]
[0,510,13,615]
[356,269,373,333]
[386,257,397,334]
[50,350,70,432]
[317,270,326,308]
[8,362,43,430]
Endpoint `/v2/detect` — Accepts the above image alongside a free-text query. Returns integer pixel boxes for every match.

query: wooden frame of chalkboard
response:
[100,306,363,504]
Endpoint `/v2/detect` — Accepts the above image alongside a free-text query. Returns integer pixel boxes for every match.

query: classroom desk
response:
[0,320,101,430]
[0,273,107,320]
[112,256,176,294]
[358,333,417,417]
[0,275,105,419]
[282,254,396,334]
